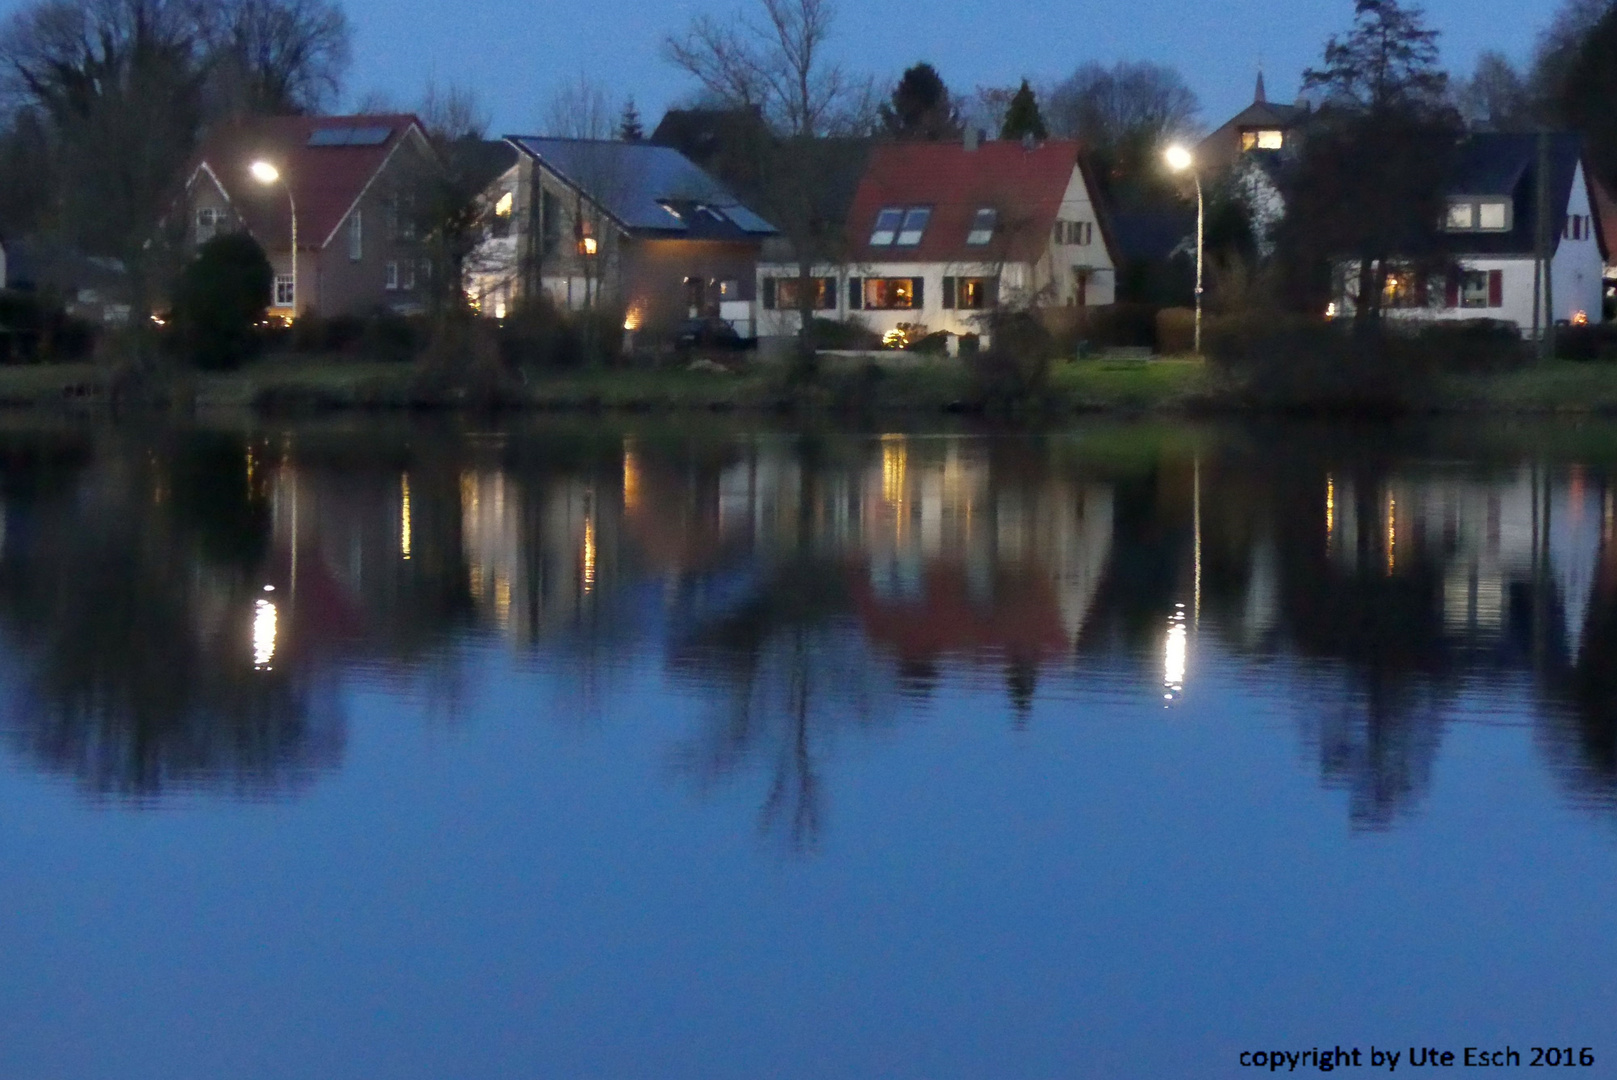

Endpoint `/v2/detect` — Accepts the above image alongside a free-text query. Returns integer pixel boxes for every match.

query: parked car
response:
[675,316,745,350]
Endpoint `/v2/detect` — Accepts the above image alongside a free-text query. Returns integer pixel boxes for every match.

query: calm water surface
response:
[0,418,1613,1078]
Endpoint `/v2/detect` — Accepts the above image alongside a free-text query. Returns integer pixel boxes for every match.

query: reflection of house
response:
[474,138,776,333]
[1336,134,1605,329]
[756,136,1118,341]
[183,114,435,318]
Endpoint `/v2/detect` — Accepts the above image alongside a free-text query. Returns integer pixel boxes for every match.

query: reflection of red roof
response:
[845,139,1096,264]
[190,114,425,251]
[268,546,367,654]
[849,561,1069,662]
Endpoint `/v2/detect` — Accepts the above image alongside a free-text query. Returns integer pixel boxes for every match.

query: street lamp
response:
[250,160,297,320]
[1165,144,1203,355]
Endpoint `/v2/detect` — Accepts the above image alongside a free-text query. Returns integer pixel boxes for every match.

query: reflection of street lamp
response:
[250,160,297,320]
[1165,144,1203,355]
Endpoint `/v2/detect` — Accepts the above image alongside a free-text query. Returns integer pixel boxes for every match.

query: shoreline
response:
[8,356,1617,416]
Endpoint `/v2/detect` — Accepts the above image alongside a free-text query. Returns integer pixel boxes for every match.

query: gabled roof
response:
[1436,132,1587,258]
[190,114,426,251]
[505,137,776,239]
[844,138,1094,265]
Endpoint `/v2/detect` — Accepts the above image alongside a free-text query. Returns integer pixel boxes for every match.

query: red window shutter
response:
[1445,275,1459,308]
[1487,270,1503,307]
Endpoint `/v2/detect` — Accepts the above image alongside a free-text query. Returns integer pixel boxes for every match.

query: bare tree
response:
[541,72,613,139]
[209,0,351,117]
[664,0,855,138]
[1452,50,1534,131]
[1046,61,1200,149]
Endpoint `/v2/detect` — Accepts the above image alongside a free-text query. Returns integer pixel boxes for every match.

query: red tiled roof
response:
[845,139,1084,265]
[190,114,425,252]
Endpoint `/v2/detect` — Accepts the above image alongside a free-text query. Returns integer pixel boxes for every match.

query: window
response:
[1381,271,1424,308]
[870,207,904,245]
[492,190,514,239]
[1241,129,1284,151]
[1566,214,1593,241]
[348,210,363,261]
[274,274,295,308]
[196,207,219,243]
[1446,200,1510,232]
[719,279,740,299]
[1477,201,1508,230]
[942,276,998,310]
[764,277,836,310]
[1447,202,1476,230]
[966,208,997,246]
[896,207,931,246]
[1452,269,1503,309]
[385,261,399,291]
[1054,221,1093,246]
[863,277,922,309]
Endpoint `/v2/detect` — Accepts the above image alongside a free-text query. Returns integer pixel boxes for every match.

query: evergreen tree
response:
[1561,6,1617,182]
[999,79,1047,141]
[879,62,960,140]
[619,97,644,141]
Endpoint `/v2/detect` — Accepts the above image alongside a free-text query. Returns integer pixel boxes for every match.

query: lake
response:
[0,417,1612,1079]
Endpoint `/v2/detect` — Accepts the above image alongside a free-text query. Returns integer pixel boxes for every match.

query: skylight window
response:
[870,207,904,245]
[966,208,997,246]
[896,207,931,246]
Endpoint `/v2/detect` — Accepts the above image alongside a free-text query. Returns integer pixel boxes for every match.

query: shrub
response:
[1556,322,1617,362]
[1406,318,1526,373]
[1156,307,1196,355]
[966,310,1058,410]
[169,233,273,369]
[1073,303,1160,352]
[908,330,952,354]
[1205,313,1440,413]
[0,290,95,362]
[807,316,881,350]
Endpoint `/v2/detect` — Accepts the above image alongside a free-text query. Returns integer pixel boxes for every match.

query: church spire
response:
[1255,68,1267,104]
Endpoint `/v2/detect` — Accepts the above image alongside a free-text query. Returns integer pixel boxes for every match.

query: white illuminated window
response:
[1478,201,1508,230]
[274,274,295,307]
[1256,129,1283,150]
[1447,202,1475,230]
[896,207,931,246]
[967,208,997,246]
[870,207,903,245]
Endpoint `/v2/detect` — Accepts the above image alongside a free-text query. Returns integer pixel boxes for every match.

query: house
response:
[470,138,776,333]
[1196,73,1309,174]
[755,135,1119,342]
[1337,133,1605,331]
[182,114,436,318]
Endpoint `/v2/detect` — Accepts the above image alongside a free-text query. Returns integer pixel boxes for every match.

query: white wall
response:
[1043,165,1117,306]
[754,262,1039,339]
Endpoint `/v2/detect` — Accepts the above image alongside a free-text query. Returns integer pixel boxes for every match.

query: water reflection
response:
[0,421,1614,826]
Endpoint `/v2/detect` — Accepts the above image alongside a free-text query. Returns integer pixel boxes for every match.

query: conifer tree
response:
[999,79,1047,141]
[619,97,644,141]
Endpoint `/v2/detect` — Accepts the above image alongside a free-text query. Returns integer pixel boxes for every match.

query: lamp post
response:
[250,161,297,320]
[1165,144,1203,355]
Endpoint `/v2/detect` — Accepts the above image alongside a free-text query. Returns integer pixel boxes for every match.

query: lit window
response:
[1240,131,1257,152]
[1256,130,1283,150]
[1478,201,1508,230]
[495,191,514,218]
[966,208,997,246]
[870,207,903,245]
[943,276,998,309]
[492,191,514,239]
[863,277,922,309]
[348,210,363,261]
[385,261,398,290]
[1447,202,1475,230]
[274,274,295,308]
[1460,270,1490,309]
[771,277,837,310]
[896,207,931,246]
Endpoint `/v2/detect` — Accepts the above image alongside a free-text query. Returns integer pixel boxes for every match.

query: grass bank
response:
[6,353,1617,415]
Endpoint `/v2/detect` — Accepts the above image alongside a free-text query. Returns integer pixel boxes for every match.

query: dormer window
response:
[896,207,931,246]
[870,207,903,245]
[1241,129,1284,151]
[1445,199,1511,232]
[966,208,997,246]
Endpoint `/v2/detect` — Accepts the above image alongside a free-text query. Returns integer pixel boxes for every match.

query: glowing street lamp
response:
[1164,144,1204,355]
[251,160,298,320]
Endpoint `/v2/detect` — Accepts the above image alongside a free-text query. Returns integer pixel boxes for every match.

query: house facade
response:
[1337,133,1605,331]
[182,114,435,318]
[755,136,1118,343]
[467,138,776,334]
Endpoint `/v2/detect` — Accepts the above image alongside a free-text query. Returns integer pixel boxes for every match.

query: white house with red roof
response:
[181,114,435,318]
[756,136,1118,342]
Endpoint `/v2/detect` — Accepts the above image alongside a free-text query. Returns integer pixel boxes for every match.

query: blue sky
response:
[337,0,1560,134]
[0,0,1567,133]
